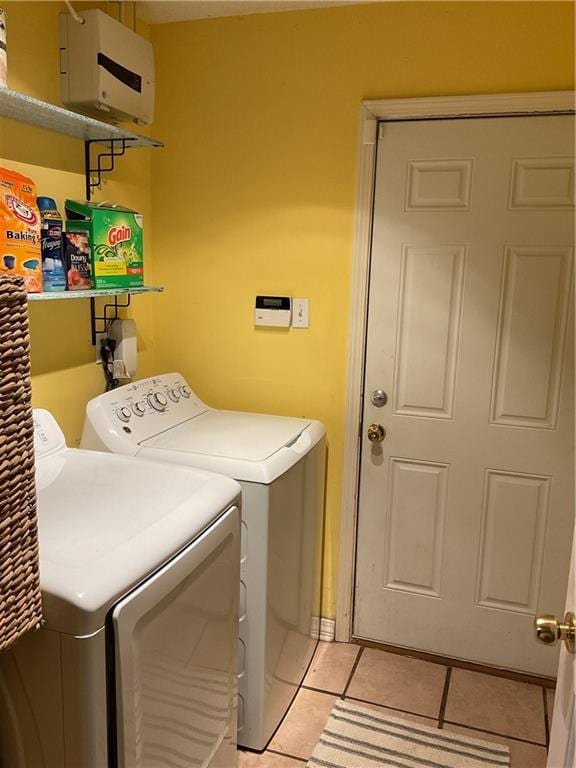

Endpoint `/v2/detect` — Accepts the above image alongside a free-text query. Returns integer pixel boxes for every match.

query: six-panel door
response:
[354,115,575,676]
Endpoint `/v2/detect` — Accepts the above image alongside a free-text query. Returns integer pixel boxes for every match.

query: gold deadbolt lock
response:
[535,612,575,654]
[367,424,386,443]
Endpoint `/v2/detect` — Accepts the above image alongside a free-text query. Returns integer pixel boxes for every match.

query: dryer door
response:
[110,506,240,768]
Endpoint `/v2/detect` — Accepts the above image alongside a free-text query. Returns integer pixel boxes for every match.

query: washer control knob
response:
[147,392,168,411]
[131,401,146,417]
[168,388,181,402]
[116,406,132,423]
[180,385,192,399]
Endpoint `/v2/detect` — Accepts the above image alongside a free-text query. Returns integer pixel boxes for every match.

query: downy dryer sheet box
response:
[63,230,92,290]
[64,200,144,290]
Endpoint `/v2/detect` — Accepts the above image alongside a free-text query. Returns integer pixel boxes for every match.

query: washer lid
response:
[140,410,311,462]
[36,448,240,636]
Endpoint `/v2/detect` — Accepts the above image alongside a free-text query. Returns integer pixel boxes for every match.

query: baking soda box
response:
[0,168,42,293]
[64,200,143,289]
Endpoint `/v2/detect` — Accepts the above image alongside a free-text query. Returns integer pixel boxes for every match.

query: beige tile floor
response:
[238,641,553,767]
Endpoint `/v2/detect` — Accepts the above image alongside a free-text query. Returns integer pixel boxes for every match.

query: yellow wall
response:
[1,1,574,618]
[150,2,575,618]
[0,1,156,443]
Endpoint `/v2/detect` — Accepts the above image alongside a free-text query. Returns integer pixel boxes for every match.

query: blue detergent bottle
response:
[37,196,66,292]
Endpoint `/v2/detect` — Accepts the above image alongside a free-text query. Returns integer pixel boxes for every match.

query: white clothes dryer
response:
[0,409,241,768]
[81,373,326,751]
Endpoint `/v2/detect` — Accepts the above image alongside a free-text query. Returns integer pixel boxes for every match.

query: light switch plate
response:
[292,298,309,328]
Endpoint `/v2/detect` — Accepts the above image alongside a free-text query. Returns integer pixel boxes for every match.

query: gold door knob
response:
[367,424,386,443]
[535,612,575,653]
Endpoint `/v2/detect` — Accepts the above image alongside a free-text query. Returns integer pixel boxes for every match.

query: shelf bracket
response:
[84,138,135,200]
[90,293,131,346]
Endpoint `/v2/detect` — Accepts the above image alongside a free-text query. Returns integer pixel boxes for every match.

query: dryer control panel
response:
[82,373,210,451]
[34,409,67,458]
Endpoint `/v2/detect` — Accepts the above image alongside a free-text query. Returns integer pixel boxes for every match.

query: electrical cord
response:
[100,338,119,392]
[64,0,85,24]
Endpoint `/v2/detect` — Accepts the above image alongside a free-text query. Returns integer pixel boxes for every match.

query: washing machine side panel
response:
[112,505,240,768]
[0,628,64,768]
[265,442,324,742]
[236,481,269,749]
[60,630,108,768]
[238,438,326,751]
[309,436,327,636]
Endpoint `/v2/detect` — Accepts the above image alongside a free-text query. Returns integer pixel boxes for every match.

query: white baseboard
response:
[311,616,336,642]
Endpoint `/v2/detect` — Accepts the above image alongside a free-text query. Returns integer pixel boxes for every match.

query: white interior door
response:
[354,114,575,676]
[546,511,576,767]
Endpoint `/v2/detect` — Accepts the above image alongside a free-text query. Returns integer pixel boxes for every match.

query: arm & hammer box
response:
[65,200,144,290]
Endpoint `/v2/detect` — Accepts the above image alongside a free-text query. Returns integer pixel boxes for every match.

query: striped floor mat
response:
[306,700,511,768]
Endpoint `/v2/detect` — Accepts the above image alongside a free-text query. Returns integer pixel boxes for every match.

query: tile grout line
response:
[260,645,363,765]
[280,641,549,764]
[342,645,365,698]
[542,686,550,748]
[437,667,452,729]
[356,640,556,689]
[266,747,308,763]
[442,719,548,748]
[302,683,346,695]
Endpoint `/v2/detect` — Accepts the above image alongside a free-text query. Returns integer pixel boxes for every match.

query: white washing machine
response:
[0,409,241,768]
[81,372,326,751]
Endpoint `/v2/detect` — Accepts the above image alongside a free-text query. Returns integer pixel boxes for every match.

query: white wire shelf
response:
[28,286,164,301]
[0,87,163,147]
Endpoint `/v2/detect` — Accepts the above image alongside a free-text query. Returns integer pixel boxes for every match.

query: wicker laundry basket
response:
[0,276,42,653]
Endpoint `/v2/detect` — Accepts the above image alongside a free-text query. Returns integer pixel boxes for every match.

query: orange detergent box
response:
[0,168,42,293]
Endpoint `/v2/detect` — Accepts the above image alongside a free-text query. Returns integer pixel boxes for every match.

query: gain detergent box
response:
[64,200,144,289]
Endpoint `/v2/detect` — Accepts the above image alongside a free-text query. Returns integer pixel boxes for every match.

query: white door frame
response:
[336,90,576,643]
